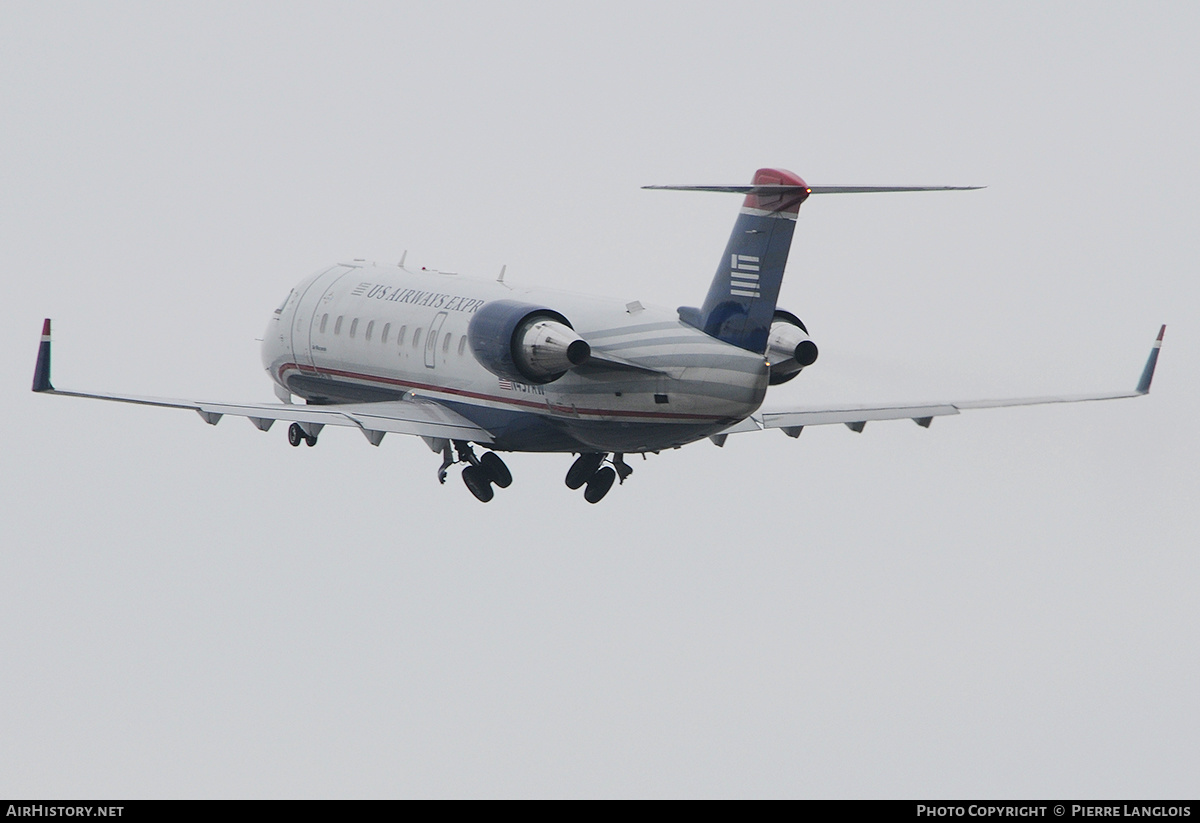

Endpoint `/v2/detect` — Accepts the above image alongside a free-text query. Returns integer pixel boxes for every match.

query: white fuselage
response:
[262,262,769,453]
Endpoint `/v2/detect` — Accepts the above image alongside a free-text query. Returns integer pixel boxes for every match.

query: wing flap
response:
[32,318,494,444]
[760,404,959,429]
[47,391,494,443]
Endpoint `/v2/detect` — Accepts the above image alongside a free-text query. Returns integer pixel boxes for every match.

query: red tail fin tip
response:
[742,168,809,215]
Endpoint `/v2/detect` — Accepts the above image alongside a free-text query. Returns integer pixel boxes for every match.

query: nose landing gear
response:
[565,452,632,503]
[287,422,318,447]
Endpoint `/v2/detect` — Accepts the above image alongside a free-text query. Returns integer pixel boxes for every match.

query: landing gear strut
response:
[438,440,512,502]
[613,454,633,484]
[565,452,632,503]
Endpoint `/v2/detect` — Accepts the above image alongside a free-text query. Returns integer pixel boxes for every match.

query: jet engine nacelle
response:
[767,309,818,385]
[468,299,591,385]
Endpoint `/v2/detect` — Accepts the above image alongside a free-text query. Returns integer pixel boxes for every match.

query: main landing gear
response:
[287,422,318,447]
[565,452,632,504]
[438,440,513,503]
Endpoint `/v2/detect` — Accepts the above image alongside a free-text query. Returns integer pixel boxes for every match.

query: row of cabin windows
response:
[317,313,468,356]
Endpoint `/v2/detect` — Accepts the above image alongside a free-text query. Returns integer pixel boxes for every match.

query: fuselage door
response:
[425,311,448,369]
[291,266,351,373]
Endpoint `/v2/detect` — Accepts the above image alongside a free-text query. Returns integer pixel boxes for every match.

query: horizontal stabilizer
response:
[643,184,983,194]
[809,185,984,194]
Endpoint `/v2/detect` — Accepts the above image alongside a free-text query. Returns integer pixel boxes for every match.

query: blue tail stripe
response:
[689,210,798,354]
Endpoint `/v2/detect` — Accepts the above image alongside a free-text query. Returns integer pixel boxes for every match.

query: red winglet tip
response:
[1157,324,1166,341]
[41,318,51,336]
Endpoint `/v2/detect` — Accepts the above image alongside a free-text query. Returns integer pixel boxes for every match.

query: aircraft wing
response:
[720,326,1165,438]
[31,320,493,445]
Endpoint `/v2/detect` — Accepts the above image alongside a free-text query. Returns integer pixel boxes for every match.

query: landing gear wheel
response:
[288,422,303,447]
[304,433,318,447]
[462,465,495,502]
[565,453,605,490]
[479,452,512,488]
[583,466,616,504]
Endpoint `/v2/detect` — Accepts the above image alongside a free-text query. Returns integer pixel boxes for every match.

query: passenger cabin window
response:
[334,316,343,335]
[365,320,374,341]
[320,314,329,333]
[349,318,359,339]
[458,336,467,356]
[442,332,451,353]
[381,323,390,344]
[397,325,406,346]
[413,328,423,348]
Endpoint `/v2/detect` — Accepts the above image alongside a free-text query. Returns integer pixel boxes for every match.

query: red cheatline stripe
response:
[276,363,725,422]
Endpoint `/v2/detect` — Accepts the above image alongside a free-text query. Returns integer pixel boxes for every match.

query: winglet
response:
[32,318,54,392]
[1136,325,1165,395]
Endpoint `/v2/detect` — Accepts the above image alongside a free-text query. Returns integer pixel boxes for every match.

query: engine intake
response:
[468,300,591,385]
[767,310,818,385]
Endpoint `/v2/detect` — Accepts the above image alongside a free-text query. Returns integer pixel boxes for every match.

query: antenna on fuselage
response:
[497,264,507,284]
[398,250,408,267]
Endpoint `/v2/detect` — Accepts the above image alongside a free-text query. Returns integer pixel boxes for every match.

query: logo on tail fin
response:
[730,255,761,298]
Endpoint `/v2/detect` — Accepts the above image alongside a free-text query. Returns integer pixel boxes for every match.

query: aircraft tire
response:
[480,452,513,488]
[565,453,604,490]
[288,422,303,447]
[583,466,616,504]
[462,465,495,502]
[304,434,318,447]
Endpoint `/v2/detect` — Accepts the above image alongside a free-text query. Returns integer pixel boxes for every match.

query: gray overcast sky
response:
[2,1,1197,798]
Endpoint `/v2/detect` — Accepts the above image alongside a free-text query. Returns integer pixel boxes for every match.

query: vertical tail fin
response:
[676,168,809,353]
[652,170,981,352]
